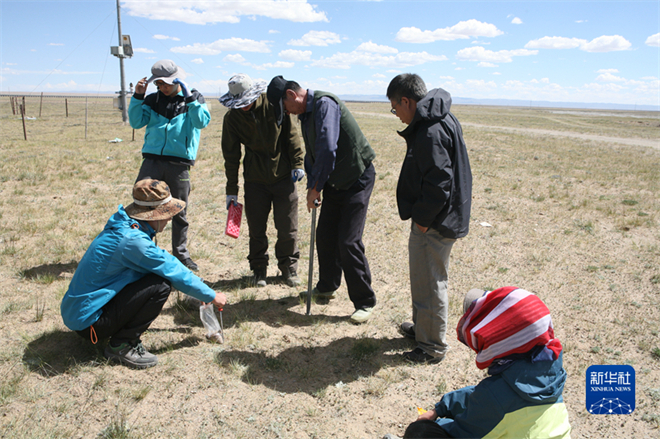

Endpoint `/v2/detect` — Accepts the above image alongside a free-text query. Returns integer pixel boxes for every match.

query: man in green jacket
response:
[220,74,305,287]
[267,76,377,324]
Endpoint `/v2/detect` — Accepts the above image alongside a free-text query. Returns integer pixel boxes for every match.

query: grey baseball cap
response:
[147,59,180,84]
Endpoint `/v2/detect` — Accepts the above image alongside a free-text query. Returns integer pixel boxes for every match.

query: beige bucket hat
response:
[125,179,185,221]
[219,73,267,109]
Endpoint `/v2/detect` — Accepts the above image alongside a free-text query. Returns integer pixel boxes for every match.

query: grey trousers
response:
[409,222,456,358]
[136,158,192,261]
[243,177,299,274]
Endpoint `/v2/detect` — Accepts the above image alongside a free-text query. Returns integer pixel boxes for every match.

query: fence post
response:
[65,99,68,117]
[39,92,43,118]
[21,101,27,140]
[85,97,88,139]
[9,96,15,115]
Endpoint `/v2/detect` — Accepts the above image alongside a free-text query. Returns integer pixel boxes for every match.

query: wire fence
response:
[1,94,127,142]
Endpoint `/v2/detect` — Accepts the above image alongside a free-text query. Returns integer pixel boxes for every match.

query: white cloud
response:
[641,76,658,81]
[134,48,156,54]
[191,58,204,64]
[5,63,17,66]
[355,41,398,54]
[223,54,294,70]
[645,32,660,47]
[471,41,490,45]
[457,46,537,63]
[372,73,386,78]
[511,17,522,24]
[525,35,631,52]
[258,61,295,70]
[171,38,271,55]
[596,72,626,82]
[465,79,497,90]
[530,78,550,84]
[269,30,280,34]
[575,20,587,23]
[312,48,446,69]
[153,34,181,41]
[395,19,503,43]
[597,68,619,73]
[478,62,498,68]
[583,82,626,92]
[2,67,97,75]
[289,31,341,47]
[123,0,328,25]
[48,43,64,46]
[581,35,631,52]
[223,54,249,64]
[279,49,312,61]
[525,36,586,50]
[493,72,501,75]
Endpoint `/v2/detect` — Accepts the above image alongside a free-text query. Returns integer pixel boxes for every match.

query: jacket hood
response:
[413,87,452,124]
[501,352,567,404]
[107,206,156,238]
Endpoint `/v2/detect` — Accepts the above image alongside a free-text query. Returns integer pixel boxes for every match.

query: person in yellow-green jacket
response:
[385,286,571,439]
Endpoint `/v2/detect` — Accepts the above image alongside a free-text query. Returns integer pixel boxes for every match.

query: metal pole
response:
[306,200,320,316]
[116,0,128,123]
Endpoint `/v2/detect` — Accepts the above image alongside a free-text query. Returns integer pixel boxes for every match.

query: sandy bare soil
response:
[0,101,659,438]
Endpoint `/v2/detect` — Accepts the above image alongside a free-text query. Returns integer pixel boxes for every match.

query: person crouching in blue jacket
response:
[60,179,227,369]
[390,286,571,439]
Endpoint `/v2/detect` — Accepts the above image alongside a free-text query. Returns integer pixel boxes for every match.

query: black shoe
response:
[400,322,415,339]
[252,268,267,287]
[180,258,199,271]
[281,269,301,287]
[104,341,158,369]
[403,347,443,364]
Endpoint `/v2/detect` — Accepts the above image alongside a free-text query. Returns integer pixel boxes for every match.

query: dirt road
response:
[353,111,660,150]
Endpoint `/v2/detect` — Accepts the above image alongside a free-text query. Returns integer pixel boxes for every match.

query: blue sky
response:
[1,0,658,106]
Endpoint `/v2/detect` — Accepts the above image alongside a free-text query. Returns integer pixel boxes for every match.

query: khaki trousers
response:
[409,222,455,358]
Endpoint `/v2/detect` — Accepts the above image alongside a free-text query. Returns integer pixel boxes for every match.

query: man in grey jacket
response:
[387,73,472,363]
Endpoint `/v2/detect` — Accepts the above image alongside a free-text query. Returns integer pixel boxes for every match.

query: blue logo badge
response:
[586,365,635,414]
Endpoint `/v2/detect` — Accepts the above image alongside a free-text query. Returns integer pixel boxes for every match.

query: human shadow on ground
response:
[205,274,293,291]
[19,261,78,280]
[216,336,410,395]
[22,328,200,377]
[162,293,346,329]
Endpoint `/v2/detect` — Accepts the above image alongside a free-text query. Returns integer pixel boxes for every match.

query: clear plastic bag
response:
[199,303,224,343]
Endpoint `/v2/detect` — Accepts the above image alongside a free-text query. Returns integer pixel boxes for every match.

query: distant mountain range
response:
[2,91,657,112]
[338,95,659,112]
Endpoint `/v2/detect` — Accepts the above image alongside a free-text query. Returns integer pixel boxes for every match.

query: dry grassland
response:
[0,96,659,438]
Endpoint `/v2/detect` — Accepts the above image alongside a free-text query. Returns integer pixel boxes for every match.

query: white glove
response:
[226,195,238,209]
[291,168,305,182]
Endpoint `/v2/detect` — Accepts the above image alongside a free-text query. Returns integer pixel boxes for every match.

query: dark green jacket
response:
[221,93,304,195]
[303,91,375,191]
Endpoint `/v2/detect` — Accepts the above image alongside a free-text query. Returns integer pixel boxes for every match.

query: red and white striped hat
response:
[457,286,562,369]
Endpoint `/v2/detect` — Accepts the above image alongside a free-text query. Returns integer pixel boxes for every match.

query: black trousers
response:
[77,274,171,345]
[136,158,192,261]
[316,163,376,310]
[244,177,299,274]
[404,420,452,438]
